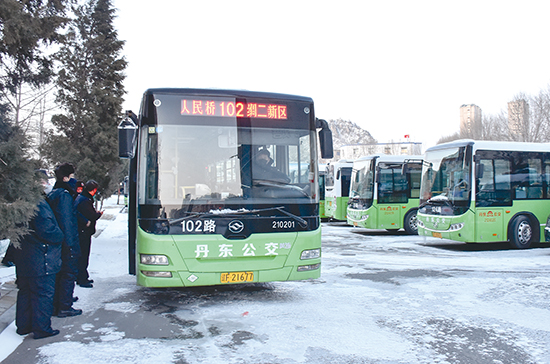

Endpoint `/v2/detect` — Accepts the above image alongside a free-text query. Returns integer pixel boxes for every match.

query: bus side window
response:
[513,158,543,200]
[476,158,512,207]
[409,167,421,199]
[545,159,550,198]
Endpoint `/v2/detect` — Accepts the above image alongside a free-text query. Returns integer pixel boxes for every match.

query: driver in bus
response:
[252,148,291,184]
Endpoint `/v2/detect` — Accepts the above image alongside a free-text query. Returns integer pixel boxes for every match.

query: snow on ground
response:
[2,196,550,363]
[0,239,15,287]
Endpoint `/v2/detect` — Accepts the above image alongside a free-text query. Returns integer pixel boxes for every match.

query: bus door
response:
[376,164,407,229]
[474,156,509,242]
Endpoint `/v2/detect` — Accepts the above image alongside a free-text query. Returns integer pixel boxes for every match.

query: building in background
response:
[508,99,529,141]
[459,104,482,139]
[339,141,422,160]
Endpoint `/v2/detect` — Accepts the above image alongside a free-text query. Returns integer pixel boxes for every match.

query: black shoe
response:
[73,296,79,302]
[87,279,94,283]
[34,329,60,339]
[16,328,31,335]
[78,282,93,288]
[56,308,82,317]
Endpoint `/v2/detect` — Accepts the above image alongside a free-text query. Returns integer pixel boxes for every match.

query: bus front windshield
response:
[138,124,317,217]
[349,159,375,209]
[419,146,471,216]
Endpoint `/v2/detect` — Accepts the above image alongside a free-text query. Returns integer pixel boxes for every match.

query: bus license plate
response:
[220,272,254,284]
[432,232,442,238]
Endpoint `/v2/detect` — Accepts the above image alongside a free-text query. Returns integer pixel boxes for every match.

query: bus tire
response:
[404,209,418,235]
[509,215,534,249]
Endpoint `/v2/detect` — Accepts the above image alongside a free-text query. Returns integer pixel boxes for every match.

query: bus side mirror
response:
[118,111,138,159]
[316,118,333,159]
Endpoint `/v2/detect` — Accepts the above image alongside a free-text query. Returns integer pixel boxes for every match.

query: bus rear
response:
[119,89,333,286]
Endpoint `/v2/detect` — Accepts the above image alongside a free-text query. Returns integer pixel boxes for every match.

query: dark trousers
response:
[2,243,16,264]
[16,275,56,336]
[77,233,92,284]
[54,255,78,312]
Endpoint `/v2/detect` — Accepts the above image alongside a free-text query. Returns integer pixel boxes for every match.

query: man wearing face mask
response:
[252,148,291,184]
[47,163,82,317]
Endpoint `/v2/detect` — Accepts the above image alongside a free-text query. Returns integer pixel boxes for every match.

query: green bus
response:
[324,159,354,221]
[347,155,423,234]
[319,164,327,220]
[417,139,550,249]
[118,88,333,287]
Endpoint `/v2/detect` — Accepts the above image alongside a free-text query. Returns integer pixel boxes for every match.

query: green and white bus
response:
[319,164,327,220]
[417,139,550,249]
[324,159,354,221]
[347,155,423,234]
[118,88,333,287]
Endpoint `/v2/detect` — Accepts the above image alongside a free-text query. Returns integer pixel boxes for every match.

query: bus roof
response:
[143,88,314,103]
[353,154,423,163]
[426,139,550,153]
[328,159,355,167]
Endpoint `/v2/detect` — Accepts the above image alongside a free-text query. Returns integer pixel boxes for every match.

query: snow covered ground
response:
[2,196,550,363]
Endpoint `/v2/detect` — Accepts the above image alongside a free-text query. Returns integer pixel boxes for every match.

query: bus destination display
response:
[181,99,287,120]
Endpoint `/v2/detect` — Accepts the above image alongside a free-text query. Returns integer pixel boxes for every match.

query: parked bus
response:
[324,159,354,221]
[118,88,333,287]
[347,155,423,234]
[417,139,550,249]
[319,164,327,220]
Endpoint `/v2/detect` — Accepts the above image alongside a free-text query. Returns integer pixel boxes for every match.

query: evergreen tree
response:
[42,0,127,198]
[0,0,68,94]
[0,0,69,243]
[0,103,45,243]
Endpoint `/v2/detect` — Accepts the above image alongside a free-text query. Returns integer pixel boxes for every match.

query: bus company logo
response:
[429,217,446,229]
[228,220,245,234]
[479,211,501,217]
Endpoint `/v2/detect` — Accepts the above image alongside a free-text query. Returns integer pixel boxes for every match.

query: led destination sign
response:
[181,99,287,120]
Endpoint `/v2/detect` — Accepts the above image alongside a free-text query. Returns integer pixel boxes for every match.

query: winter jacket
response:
[14,199,64,277]
[74,191,102,236]
[47,182,81,258]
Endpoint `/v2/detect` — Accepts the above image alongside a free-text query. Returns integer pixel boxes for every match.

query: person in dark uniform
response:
[74,180,103,288]
[47,163,82,317]
[252,148,290,183]
[14,182,64,339]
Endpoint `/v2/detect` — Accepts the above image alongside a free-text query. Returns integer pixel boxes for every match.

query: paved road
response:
[2,218,550,363]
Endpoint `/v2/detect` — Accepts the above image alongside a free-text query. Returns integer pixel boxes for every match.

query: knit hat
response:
[55,163,75,181]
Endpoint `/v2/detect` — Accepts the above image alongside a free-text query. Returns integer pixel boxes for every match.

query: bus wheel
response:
[404,209,418,235]
[509,215,533,249]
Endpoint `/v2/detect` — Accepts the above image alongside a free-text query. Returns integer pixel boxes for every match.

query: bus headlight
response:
[449,222,464,231]
[301,248,321,260]
[140,254,169,265]
[297,263,320,272]
[141,271,172,278]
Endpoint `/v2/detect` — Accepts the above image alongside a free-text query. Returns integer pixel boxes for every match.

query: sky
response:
[112,0,550,152]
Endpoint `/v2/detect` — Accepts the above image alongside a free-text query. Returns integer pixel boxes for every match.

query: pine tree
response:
[0,103,45,243]
[0,0,69,243]
[42,0,127,198]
